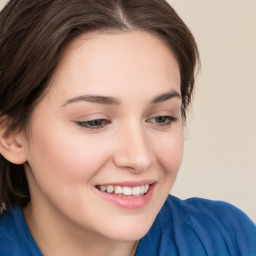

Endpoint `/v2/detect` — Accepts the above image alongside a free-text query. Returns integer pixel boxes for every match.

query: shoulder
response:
[168,195,256,232]
[0,207,42,256]
[0,207,23,255]
[164,195,256,255]
[168,195,254,222]
[137,195,256,256]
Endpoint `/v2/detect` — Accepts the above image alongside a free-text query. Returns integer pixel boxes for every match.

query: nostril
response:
[113,152,155,172]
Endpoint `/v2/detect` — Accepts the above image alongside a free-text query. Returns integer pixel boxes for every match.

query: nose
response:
[113,124,155,172]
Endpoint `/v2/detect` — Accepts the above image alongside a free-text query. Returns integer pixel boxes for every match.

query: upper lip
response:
[96,180,156,187]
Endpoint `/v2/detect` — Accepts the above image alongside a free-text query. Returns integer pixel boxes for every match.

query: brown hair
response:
[0,0,199,210]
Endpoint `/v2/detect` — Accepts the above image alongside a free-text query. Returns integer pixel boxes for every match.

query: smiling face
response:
[22,31,183,245]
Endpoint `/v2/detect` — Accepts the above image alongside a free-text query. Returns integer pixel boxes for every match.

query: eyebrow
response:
[62,90,181,107]
[150,90,182,104]
[62,95,120,106]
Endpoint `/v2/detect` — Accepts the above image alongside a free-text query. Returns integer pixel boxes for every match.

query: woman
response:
[0,0,255,255]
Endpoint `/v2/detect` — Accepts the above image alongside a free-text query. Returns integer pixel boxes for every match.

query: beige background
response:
[1,0,255,221]
[168,0,256,222]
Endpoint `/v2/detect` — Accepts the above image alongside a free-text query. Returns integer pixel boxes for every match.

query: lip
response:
[96,179,156,187]
[95,182,156,209]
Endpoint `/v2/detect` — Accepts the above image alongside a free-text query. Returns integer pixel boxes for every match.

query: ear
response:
[0,117,27,165]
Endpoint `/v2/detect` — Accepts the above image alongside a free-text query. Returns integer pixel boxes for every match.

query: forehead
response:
[48,30,180,102]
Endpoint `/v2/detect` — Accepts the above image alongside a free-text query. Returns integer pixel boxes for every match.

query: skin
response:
[19,31,184,256]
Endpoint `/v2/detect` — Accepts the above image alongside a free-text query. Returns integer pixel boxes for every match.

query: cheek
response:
[26,121,112,188]
[25,128,114,215]
[156,129,184,176]
[30,139,109,183]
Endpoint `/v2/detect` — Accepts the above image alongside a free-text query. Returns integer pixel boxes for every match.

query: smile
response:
[96,184,150,196]
[95,182,156,209]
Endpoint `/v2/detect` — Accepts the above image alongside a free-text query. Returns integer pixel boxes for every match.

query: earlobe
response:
[0,121,27,165]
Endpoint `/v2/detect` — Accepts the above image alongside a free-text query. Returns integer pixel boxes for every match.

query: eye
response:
[75,119,111,130]
[147,115,178,127]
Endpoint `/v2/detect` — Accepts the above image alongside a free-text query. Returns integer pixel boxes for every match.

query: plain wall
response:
[0,1,6,11]
[0,0,255,221]
[168,0,256,221]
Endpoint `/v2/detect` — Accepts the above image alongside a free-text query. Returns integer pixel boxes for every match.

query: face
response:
[22,31,183,242]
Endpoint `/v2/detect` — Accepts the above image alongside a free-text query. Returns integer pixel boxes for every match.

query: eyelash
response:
[75,115,178,130]
[76,119,111,130]
[147,116,178,127]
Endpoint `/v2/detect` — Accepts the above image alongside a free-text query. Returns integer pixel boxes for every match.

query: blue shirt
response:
[1,195,256,256]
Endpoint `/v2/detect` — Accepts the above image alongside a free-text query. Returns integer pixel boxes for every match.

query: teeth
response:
[100,185,107,192]
[140,185,145,194]
[132,186,141,196]
[107,185,114,193]
[123,187,132,195]
[99,184,151,196]
[114,186,122,194]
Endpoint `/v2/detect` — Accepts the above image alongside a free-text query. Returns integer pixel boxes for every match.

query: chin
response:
[100,217,155,242]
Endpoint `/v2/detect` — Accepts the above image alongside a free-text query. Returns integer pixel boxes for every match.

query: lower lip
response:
[95,184,155,209]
